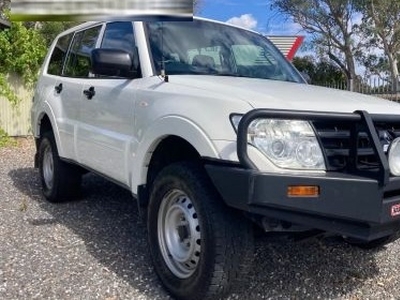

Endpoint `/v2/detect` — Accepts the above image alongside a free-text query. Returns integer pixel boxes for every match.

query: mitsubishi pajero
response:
[32,17,400,299]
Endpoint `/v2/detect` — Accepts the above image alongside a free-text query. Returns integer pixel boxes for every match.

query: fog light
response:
[287,185,320,197]
[388,137,400,176]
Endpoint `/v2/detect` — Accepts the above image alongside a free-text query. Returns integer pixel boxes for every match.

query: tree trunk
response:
[344,47,357,92]
[388,54,399,93]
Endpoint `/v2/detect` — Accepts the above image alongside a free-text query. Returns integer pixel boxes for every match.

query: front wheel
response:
[148,162,254,300]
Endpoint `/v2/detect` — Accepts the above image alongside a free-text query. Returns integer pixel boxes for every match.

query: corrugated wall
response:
[0,75,33,136]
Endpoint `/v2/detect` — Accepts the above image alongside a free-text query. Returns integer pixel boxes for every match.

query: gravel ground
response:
[2,138,400,300]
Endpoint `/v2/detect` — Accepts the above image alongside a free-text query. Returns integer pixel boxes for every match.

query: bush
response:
[0,128,16,148]
[0,13,47,104]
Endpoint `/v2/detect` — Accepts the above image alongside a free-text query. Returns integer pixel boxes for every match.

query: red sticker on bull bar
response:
[391,204,400,217]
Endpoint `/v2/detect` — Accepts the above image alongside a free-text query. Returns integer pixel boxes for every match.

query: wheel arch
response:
[132,116,220,201]
[38,113,53,136]
[146,135,201,187]
[35,106,64,157]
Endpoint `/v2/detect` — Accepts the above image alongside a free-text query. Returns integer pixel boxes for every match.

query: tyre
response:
[38,131,82,202]
[147,162,254,300]
[343,235,394,250]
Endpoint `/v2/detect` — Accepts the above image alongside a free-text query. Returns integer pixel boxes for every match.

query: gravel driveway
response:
[2,139,400,300]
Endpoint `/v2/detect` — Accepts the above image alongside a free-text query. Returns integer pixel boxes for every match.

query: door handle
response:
[55,83,63,94]
[83,86,95,100]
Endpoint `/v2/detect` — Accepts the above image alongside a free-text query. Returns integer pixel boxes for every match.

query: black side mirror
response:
[90,48,139,79]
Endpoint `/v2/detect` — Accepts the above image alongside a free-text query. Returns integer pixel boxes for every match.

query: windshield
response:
[145,19,304,83]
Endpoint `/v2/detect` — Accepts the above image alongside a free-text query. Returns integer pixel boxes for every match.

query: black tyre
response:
[343,235,394,250]
[38,131,82,202]
[147,162,254,300]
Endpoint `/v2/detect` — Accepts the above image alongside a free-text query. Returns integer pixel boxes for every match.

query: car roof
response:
[56,16,261,39]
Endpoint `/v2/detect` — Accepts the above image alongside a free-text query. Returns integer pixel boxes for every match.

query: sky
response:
[197,0,303,36]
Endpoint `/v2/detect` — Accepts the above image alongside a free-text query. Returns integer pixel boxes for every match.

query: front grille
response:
[313,120,400,172]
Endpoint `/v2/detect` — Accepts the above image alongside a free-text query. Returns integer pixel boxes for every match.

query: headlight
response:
[248,119,325,170]
[388,137,400,176]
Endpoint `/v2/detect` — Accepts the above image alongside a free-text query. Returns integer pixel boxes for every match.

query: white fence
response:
[0,75,33,136]
[323,76,400,102]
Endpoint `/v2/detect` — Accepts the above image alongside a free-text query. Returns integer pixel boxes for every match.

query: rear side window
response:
[47,33,73,76]
[64,26,102,78]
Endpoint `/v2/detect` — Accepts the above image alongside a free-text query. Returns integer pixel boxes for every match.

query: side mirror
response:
[90,48,139,79]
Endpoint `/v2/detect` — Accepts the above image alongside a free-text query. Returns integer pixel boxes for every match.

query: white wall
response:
[0,75,33,136]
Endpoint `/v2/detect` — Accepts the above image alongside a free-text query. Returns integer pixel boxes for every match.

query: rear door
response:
[60,25,103,161]
[45,32,77,159]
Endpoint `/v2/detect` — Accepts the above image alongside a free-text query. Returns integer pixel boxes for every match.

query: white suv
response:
[32,17,400,299]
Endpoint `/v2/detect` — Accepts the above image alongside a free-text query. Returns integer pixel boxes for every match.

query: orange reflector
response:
[287,185,320,197]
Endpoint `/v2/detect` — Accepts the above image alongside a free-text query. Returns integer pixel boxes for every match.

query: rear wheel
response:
[148,162,254,300]
[38,131,82,202]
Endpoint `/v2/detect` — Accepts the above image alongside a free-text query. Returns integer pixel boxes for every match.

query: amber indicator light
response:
[287,185,320,197]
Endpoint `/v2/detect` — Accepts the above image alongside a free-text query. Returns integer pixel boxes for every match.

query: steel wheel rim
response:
[158,189,201,279]
[42,144,54,190]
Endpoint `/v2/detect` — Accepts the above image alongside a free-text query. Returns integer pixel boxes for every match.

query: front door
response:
[76,22,140,185]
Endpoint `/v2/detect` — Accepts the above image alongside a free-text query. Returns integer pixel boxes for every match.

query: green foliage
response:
[0,74,19,104]
[0,0,10,16]
[38,21,79,47]
[0,127,16,148]
[354,0,400,85]
[293,56,346,85]
[0,13,47,104]
[272,0,400,86]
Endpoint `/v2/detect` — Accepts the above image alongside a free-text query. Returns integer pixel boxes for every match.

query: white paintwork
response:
[166,75,400,114]
[134,22,154,78]
[76,78,138,184]
[31,17,400,196]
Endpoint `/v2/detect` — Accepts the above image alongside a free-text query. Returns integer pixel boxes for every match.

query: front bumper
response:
[206,165,400,241]
[206,109,400,241]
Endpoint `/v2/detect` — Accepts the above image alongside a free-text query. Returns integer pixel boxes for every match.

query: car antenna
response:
[160,22,169,83]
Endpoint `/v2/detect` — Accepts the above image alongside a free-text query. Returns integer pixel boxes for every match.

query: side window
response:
[100,21,140,78]
[64,26,102,78]
[101,22,135,55]
[47,33,73,76]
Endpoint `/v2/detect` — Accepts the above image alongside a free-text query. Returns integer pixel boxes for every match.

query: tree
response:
[0,11,47,104]
[356,0,400,91]
[0,0,10,13]
[38,22,80,46]
[0,0,10,20]
[293,55,346,86]
[270,0,359,91]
